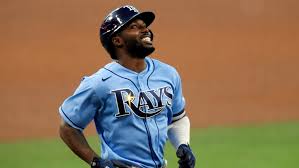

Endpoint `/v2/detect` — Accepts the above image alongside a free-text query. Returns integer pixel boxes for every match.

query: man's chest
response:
[104,78,174,119]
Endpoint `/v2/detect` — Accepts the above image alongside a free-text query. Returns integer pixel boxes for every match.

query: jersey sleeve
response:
[171,70,186,123]
[59,77,102,131]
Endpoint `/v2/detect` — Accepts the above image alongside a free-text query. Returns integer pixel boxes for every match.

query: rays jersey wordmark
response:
[112,86,173,118]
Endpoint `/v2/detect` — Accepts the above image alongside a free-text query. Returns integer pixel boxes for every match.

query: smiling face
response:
[114,19,155,59]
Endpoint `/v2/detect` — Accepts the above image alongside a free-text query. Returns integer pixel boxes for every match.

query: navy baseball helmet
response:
[99,5,155,53]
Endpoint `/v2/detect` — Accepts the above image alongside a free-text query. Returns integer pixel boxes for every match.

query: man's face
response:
[118,19,155,58]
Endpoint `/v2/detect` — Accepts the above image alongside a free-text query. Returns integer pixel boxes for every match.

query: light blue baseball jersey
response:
[59,57,186,168]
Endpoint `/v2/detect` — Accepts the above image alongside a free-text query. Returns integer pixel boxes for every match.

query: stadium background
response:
[0,0,298,167]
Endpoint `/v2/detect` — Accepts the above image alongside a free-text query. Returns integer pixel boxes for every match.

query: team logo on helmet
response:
[100,5,139,36]
[123,5,139,13]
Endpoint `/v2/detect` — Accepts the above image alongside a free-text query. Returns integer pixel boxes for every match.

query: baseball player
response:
[59,5,196,168]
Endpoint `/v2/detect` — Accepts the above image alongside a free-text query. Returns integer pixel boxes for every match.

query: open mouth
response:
[141,36,152,45]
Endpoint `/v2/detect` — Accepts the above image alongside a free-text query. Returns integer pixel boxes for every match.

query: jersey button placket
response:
[137,75,144,89]
[138,74,158,167]
[137,75,145,115]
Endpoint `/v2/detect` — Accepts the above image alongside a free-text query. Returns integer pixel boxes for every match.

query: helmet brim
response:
[114,11,155,34]
[133,11,155,27]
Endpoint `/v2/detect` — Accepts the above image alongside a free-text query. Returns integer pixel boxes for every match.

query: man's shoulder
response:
[149,57,176,71]
[79,62,115,87]
[88,61,116,78]
[149,57,179,75]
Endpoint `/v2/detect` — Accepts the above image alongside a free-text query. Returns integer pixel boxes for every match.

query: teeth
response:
[142,37,151,42]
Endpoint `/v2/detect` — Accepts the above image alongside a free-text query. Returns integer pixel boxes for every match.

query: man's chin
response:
[132,46,155,59]
[142,46,155,56]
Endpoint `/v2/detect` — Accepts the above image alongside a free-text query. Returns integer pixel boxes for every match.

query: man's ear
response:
[112,36,123,48]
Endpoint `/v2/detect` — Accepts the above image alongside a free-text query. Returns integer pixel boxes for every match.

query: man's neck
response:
[117,56,147,73]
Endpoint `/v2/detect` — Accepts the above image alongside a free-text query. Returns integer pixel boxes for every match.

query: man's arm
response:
[59,119,98,164]
[167,115,190,149]
[168,115,196,168]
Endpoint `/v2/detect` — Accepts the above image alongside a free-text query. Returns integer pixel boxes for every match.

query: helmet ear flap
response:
[149,29,154,42]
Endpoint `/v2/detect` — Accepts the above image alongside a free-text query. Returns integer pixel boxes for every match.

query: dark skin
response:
[59,18,155,165]
[112,19,155,72]
[59,121,99,164]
